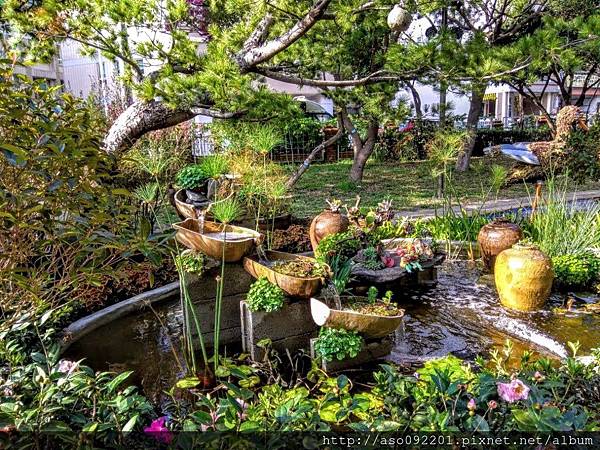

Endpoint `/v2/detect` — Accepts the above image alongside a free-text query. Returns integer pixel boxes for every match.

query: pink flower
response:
[236,398,248,420]
[488,400,498,410]
[467,398,476,411]
[497,379,530,403]
[144,417,173,444]
[382,256,395,268]
[57,360,78,375]
[533,371,545,382]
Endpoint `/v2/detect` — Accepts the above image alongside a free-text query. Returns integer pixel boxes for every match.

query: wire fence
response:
[192,125,353,163]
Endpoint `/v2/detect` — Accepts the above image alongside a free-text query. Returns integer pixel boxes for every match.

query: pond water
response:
[64,260,600,403]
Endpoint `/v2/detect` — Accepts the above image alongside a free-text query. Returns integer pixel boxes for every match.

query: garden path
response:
[397,189,600,218]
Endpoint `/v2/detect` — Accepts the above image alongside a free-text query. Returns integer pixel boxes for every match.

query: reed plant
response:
[210,197,244,372]
[527,178,600,257]
[174,250,209,375]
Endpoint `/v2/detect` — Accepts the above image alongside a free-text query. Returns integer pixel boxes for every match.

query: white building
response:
[483,75,600,128]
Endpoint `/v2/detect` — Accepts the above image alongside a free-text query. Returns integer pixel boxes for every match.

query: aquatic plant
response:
[314,328,363,362]
[175,251,209,372]
[246,277,285,313]
[211,197,244,224]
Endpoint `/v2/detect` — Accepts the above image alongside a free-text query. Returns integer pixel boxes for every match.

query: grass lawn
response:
[289,157,600,218]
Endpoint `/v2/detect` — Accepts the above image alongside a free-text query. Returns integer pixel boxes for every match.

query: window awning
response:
[483,93,497,101]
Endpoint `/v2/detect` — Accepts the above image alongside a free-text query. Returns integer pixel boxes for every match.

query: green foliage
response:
[175,251,206,275]
[246,277,285,313]
[0,67,171,314]
[474,128,552,154]
[563,125,600,182]
[421,211,490,242]
[314,328,363,362]
[120,124,191,185]
[175,164,208,190]
[552,252,600,287]
[367,286,378,304]
[211,197,243,224]
[328,255,353,296]
[0,309,153,445]
[527,179,600,257]
[315,231,361,264]
[199,154,229,179]
[361,247,383,270]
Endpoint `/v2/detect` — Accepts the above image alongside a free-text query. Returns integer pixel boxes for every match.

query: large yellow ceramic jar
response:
[494,244,554,311]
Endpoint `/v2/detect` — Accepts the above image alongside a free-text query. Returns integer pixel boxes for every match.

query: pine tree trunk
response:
[456,86,484,172]
[104,100,196,154]
[348,120,378,184]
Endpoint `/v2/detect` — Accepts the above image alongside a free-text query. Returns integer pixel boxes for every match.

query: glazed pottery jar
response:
[309,204,349,251]
[494,244,553,311]
[478,219,523,271]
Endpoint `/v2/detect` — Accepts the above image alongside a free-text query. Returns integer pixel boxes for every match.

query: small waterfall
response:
[492,316,569,358]
[196,208,207,234]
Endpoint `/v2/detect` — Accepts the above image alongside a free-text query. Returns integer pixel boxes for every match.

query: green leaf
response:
[122,414,139,432]
[106,371,133,393]
[176,377,201,389]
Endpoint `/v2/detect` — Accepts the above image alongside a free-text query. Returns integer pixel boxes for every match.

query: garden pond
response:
[64,260,600,405]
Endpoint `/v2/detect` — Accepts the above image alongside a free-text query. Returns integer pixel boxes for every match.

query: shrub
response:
[474,127,552,156]
[315,231,361,264]
[0,309,154,446]
[552,252,600,287]
[563,125,600,181]
[0,66,171,314]
[314,328,363,362]
[246,277,285,312]
[175,164,207,190]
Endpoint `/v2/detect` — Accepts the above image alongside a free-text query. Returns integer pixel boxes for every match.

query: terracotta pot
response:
[494,244,553,311]
[309,209,349,251]
[478,219,523,271]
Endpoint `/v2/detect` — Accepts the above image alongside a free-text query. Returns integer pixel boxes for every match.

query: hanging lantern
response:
[387,4,412,33]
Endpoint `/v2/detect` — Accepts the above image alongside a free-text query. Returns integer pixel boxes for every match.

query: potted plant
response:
[176,164,209,202]
[311,287,404,339]
[243,250,330,298]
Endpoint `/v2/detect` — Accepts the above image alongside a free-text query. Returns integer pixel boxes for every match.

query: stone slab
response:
[241,300,319,361]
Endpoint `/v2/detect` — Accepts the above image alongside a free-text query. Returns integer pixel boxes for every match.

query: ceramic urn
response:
[494,244,554,311]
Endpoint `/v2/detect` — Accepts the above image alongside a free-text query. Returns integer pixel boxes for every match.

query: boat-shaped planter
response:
[310,297,404,339]
[173,218,261,262]
[174,189,213,219]
[243,250,329,298]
